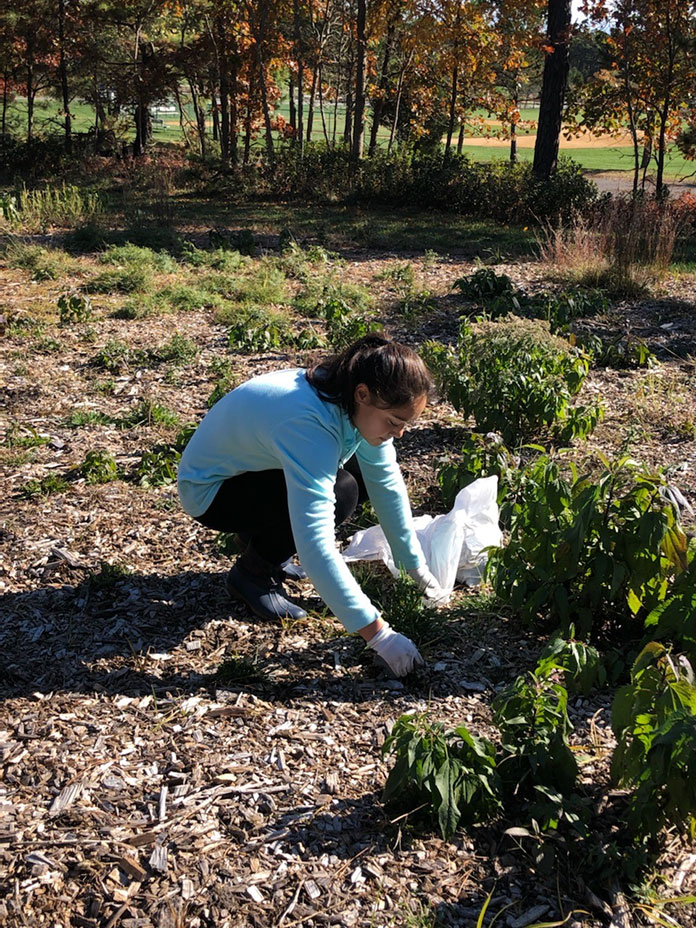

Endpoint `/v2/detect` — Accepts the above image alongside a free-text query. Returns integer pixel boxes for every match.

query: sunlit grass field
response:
[5,96,694,180]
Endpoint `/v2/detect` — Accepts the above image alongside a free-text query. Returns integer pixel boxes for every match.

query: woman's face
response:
[352,384,427,446]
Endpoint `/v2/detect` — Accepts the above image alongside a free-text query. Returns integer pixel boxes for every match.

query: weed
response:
[209,227,257,256]
[377,261,416,287]
[4,425,50,449]
[153,333,199,365]
[21,474,69,498]
[158,283,223,313]
[350,567,442,648]
[2,183,102,232]
[215,652,263,685]
[65,409,114,428]
[136,446,180,487]
[437,431,517,511]
[80,449,119,484]
[180,241,247,272]
[3,240,70,281]
[227,305,295,352]
[453,267,515,299]
[86,264,153,294]
[122,398,180,429]
[99,243,177,273]
[87,561,131,592]
[58,292,93,325]
[93,339,147,373]
[207,357,238,407]
[294,277,373,318]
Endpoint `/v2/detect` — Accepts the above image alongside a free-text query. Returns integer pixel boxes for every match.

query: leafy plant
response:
[493,667,578,798]
[612,642,696,838]
[382,713,501,839]
[80,449,119,485]
[58,292,93,325]
[453,267,516,299]
[422,316,600,446]
[136,446,179,487]
[487,454,690,639]
[572,332,656,370]
[86,561,131,592]
[643,561,696,662]
[121,398,180,429]
[323,298,382,350]
[536,633,605,696]
[21,474,69,498]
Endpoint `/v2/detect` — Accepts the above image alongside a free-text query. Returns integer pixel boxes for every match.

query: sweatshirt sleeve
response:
[356,439,425,571]
[272,416,380,634]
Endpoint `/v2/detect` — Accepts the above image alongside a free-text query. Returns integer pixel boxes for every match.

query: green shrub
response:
[573,332,656,370]
[493,666,578,798]
[423,316,600,446]
[611,642,696,838]
[486,455,690,639]
[382,713,501,839]
[536,634,605,696]
[58,292,93,325]
[453,268,515,299]
[294,277,373,318]
[322,297,382,350]
[81,449,118,484]
[436,431,517,510]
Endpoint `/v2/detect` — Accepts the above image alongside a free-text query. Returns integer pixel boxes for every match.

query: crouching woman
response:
[177,334,444,677]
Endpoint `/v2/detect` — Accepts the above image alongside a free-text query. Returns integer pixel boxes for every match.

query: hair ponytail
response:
[307,334,433,416]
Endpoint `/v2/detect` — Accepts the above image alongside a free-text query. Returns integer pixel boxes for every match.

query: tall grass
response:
[538,196,688,295]
[1,183,103,232]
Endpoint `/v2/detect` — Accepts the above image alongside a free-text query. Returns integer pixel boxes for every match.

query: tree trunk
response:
[289,76,296,131]
[368,17,396,157]
[58,0,72,152]
[220,47,231,164]
[187,76,206,156]
[445,64,458,157]
[306,63,318,143]
[351,0,367,161]
[457,121,465,155]
[26,54,34,143]
[230,57,239,163]
[388,61,407,154]
[510,86,518,163]
[173,84,192,149]
[318,63,330,145]
[2,70,8,138]
[256,44,275,165]
[532,0,572,180]
[293,0,304,153]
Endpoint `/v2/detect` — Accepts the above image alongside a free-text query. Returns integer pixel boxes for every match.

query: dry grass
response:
[538,196,689,296]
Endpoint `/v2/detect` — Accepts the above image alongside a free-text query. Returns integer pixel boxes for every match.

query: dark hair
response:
[306,334,434,416]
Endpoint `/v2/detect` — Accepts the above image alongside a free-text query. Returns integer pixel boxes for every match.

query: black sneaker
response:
[225,563,307,622]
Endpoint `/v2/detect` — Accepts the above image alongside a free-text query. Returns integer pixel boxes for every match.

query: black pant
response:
[195,455,368,565]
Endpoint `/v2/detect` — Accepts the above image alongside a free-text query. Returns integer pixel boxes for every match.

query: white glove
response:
[407,565,449,604]
[367,621,425,677]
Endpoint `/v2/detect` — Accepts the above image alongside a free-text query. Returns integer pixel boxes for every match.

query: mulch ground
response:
[1,229,696,928]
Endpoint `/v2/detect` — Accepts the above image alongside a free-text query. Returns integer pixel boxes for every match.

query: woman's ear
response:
[354,383,372,407]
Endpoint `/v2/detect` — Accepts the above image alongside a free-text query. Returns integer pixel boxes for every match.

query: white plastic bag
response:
[342,476,502,600]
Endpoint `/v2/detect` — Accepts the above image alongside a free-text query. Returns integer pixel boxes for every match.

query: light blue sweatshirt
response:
[177,368,424,632]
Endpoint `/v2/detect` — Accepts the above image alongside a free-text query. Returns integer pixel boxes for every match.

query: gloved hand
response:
[407,565,449,604]
[367,621,424,677]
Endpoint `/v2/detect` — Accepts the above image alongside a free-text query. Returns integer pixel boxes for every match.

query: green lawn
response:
[6,96,695,180]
